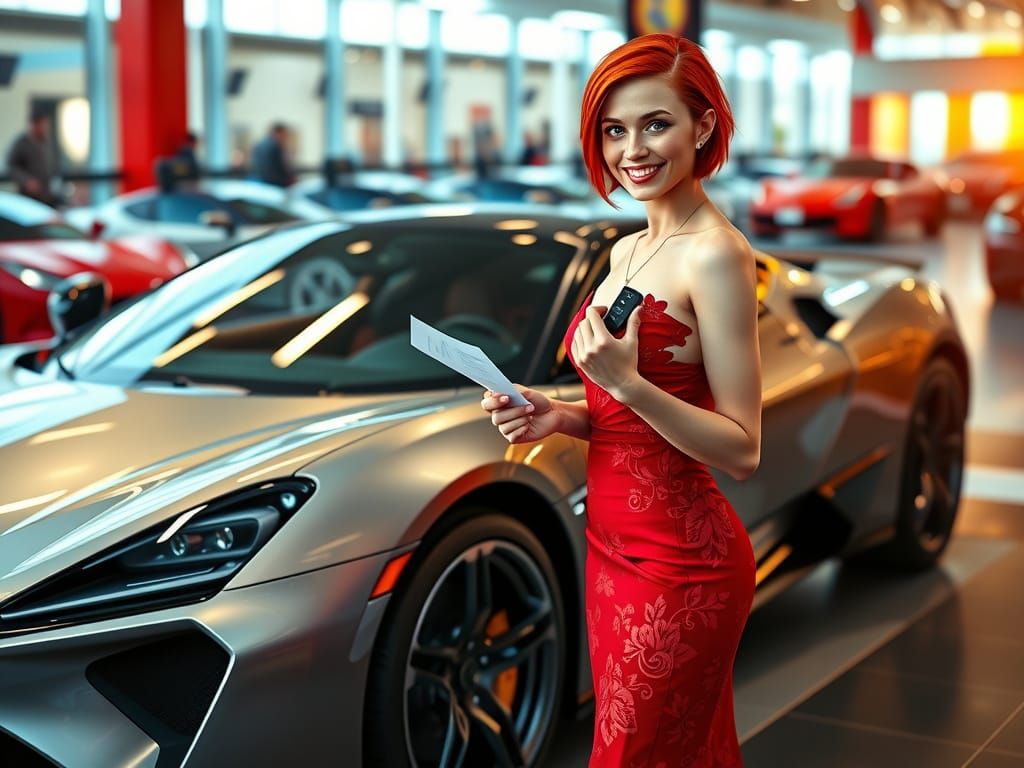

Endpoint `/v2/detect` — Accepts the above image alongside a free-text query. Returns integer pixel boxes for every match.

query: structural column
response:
[504,19,524,166]
[850,0,874,154]
[549,26,574,167]
[203,0,228,172]
[117,0,187,191]
[324,0,346,163]
[382,0,403,169]
[85,0,113,201]
[426,8,445,169]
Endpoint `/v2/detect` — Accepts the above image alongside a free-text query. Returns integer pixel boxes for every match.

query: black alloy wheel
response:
[888,358,965,569]
[365,512,565,768]
[867,199,887,242]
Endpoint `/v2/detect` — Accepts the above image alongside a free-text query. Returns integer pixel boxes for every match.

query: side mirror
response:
[47,272,111,344]
[199,209,238,237]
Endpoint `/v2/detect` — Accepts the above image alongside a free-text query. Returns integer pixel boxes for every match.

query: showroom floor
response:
[547,221,1024,767]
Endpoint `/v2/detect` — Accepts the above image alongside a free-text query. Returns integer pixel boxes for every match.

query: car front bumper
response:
[0,549,397,768]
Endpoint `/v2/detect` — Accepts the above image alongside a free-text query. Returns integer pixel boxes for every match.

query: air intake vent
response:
[793,297,838,338]
[87,632,229,768]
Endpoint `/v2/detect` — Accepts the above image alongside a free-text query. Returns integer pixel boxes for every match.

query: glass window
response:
[442,12,510,56]
[224,198,297,224]
[124,198,156,221]
[806,158,889,179]
[153,194,224,224]
[58,223,580,395]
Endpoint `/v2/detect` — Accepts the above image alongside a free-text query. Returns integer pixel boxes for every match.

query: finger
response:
[505,422,532,443]
[491,403,535,425]
[585,306,610,339]
[623,305,642,341]
[576,315,594,348]
[499,416,531,436]
[481,393,511,411]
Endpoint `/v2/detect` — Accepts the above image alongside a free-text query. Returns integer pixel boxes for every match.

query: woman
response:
[482,34,760,767]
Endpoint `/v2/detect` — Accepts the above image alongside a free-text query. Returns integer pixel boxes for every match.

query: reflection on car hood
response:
[767,178,868,204]
[0,382,452,595]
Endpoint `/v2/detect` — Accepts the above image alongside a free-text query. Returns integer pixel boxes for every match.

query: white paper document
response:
[410,315,530,406]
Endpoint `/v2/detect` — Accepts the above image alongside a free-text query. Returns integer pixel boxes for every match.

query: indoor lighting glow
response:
[967,1,985,18]
[494,219,538,230]
[58,97,90,164]
[346,240,374,254]
[271,292,370,369]
[551,10,609,30]
[153,327,218,368]
[880,4,903,23]
[511,234,537,245]
[971,91,1011,149]
[1007,10,1022,27]
[192,269,285,329]
[837,0,856,10]
[29,422,113,445]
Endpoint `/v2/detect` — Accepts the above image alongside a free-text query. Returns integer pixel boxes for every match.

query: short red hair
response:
[580,34,734,205]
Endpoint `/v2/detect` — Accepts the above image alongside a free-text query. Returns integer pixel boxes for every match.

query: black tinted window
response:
[153,194,224,223]
[0,216,82,241]
[224,198,297,224]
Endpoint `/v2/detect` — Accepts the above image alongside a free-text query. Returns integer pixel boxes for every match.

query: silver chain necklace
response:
[623,199,706,287]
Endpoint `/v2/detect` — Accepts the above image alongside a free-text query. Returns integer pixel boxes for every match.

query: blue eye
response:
[604,125,624,138]
[647,120,670,132]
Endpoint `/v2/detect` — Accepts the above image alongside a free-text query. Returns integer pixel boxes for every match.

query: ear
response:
[697,109,717,146]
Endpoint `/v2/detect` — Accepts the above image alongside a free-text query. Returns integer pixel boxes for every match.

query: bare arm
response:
[585,229,762,480]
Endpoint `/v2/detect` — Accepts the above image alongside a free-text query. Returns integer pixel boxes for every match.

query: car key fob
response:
[603,286,643,334]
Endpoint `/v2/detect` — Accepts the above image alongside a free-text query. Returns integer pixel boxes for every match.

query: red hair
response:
[580,34,734,205]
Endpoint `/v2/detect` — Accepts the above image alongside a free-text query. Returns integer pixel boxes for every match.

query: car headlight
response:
[0,479,315,634]
[0,262,65,291]
[834,183,868,208]
[985,211,1021,235]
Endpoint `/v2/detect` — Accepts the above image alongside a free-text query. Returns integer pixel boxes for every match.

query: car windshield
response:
[223,198,298,224]
[805,158,888,179]
[55,219,580,395]
[0,195,84,241]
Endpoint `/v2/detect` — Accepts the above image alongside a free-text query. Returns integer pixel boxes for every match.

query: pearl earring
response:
[696,140,704,149]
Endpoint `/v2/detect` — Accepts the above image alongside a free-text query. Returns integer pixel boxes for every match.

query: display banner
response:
[626,0,704,42]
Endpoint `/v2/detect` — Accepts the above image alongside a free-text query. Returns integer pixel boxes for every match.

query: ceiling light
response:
[967,1,985,18]
[837,0,856,10]
[1006,9,1022,27]
[880,4,903,23]
[551,10,609,31]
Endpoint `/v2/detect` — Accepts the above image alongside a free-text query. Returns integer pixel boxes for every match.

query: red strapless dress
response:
[564,291,756,768]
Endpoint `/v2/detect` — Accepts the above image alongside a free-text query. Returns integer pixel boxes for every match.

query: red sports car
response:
[940,149,1024,216]
[749,156,946,241]
[984,186,1024,302]
[0,192,194,344]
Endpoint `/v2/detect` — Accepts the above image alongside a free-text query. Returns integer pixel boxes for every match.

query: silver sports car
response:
[0,206,968,768]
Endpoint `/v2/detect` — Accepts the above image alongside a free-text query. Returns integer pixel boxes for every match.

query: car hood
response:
[766,177,871,205]
[0,381,453,597]
[0,239,175,289]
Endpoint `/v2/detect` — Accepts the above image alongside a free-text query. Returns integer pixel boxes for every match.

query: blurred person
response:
[481,34,760,767]
[251,122,294,187]
[173,131,201,183]
[5,109,59,205]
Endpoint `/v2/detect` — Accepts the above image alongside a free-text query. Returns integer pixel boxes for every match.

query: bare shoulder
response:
[685,225,755,281]
[609,228,645,270]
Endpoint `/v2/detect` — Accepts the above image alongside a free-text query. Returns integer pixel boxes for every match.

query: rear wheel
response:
[867,199,887,242]
[883,358,965,570]
[364,511,565,768]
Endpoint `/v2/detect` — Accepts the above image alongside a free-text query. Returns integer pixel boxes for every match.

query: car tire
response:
[364,510,566,768]
[867,199,887,242]
[880,357,965,571]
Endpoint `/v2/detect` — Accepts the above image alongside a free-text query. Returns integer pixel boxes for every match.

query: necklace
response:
[623,199,706,287]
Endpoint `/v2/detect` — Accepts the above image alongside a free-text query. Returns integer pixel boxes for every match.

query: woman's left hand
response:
[571,305,644,400]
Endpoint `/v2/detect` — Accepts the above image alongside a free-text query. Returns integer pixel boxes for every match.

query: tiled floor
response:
[547,221,1024,767]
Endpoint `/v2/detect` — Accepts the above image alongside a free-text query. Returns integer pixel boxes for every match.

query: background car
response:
[427,167,594,204]
[295,171,447,212]
[0,191,192,344]
[938,149,1024,216]
[750,156,946,241]
[64,179,333,258]
[984,186,1024,302]
[0,207,967,767]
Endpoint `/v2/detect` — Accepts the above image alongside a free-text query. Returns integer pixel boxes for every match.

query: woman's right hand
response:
[481,385,561,444]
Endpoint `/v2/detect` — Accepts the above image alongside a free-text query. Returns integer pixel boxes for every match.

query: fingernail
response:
[525,404,534,412]
[500,396,509,403]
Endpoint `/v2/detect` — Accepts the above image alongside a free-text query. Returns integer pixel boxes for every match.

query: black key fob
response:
[603,286,643,334]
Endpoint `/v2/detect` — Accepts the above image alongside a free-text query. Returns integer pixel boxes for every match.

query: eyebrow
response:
[601,109,672,124]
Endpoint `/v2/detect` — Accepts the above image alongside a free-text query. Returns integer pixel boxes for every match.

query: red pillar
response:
[850,1,873,155]
[117,0,187,192]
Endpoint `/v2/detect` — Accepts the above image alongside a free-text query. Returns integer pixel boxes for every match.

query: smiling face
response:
[600,75,714,202]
